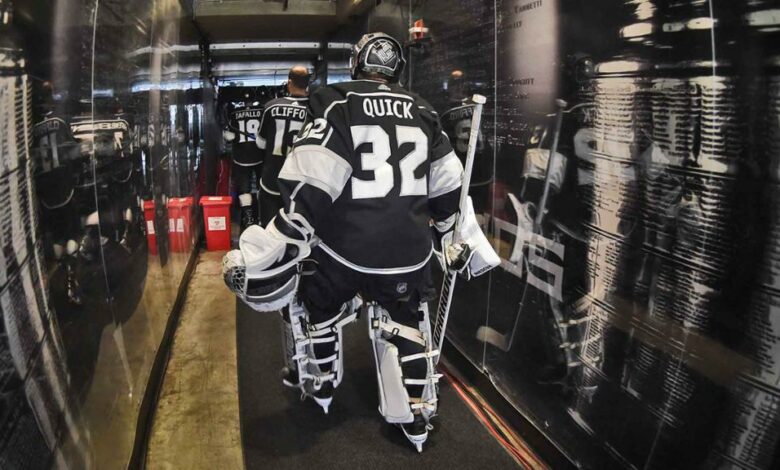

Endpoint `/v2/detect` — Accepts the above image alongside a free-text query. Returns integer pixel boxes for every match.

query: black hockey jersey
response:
[31,116,80,173]
[70,115,131,188]
[31,116,81,208]
[256,96,309,195]
[279,80,463,274]
[227,101,264,166]
[441,102,493,187]
[70,115,131,164]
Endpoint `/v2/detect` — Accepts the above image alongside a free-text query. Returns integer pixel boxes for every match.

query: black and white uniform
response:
[228,101,265,195]
[256,96,309,226]
[31,116,82,255]
[70,115,131,248]
[441,101,493,212]
[278,79,463,394]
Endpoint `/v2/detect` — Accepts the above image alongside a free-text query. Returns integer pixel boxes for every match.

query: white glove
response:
[223,130,236,142]
[440,197,501,279]
[222,215,313,312]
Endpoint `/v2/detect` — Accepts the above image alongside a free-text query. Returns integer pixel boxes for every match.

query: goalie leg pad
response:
[368,302,441,424]
[284,298,360,401]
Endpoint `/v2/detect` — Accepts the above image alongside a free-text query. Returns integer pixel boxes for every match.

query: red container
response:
[199,196,233,251]
[167,197,194,252]
[142,200,158,255]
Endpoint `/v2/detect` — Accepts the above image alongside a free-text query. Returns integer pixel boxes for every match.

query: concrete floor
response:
[146,250,243,469]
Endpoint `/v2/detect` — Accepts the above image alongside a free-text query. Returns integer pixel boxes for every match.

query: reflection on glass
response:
[2,0,204,466]
[412,0,780,468]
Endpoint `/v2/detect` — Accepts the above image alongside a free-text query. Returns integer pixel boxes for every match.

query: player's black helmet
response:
[350,32,406,82]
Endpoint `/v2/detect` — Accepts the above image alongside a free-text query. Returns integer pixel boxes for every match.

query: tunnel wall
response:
[405,1,780,469]
[2,0,206,467]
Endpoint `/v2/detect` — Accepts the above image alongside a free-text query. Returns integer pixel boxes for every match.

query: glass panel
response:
[4,0,202,466]
[408,0,496,371]
[411,1,780,469]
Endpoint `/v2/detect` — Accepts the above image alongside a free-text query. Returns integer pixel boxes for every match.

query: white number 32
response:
[350,125,428,199]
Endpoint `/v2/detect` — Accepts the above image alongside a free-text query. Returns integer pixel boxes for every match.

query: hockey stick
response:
[432,94,486,363]
[474,99,568,353]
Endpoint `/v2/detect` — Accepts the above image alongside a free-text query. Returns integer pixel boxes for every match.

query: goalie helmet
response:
[350,32,406,82]
[223,249,299,312]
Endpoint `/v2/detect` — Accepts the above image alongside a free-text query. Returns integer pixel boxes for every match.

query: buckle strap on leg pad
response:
[286,297,361,391]
[372,316,427,347]
[368,303,440,424]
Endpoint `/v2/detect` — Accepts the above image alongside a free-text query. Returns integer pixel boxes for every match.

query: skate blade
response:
[399,426,428,453]
[312,395,332,414]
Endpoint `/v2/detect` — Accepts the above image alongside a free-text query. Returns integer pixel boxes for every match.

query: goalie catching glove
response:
[223,212,315,312]
[433,196,501,280]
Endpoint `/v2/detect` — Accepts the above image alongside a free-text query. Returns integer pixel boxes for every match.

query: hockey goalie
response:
[223,32,499,452]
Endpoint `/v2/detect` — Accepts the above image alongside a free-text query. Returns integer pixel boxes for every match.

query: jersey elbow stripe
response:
[429,151,464,199]
[279,145,352,201]
[260,180,280,196]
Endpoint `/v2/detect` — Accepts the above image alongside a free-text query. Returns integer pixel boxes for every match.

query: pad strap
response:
[371,315,427,347]
[400,350,440,363]
[298,304,359,386]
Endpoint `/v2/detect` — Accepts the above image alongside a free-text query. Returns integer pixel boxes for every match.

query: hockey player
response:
[223,32,498,451]
[70,112,132,267]
[441,75,493,214]
[224,93,265,232]
[32,112,85,305]
[255,66,310,226]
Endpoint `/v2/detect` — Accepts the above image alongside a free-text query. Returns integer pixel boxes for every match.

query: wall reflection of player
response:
[170,125,193,197]
[113,109,145,254]
[442,71,494,215]
[149,111,172,264]
[474,101,590,382]
[32,115,86,306]
[70,112,147,302]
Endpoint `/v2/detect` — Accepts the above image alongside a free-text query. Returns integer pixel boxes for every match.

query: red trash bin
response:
[142,200,158,255]
[199,196,232,251]
[167,197,194,252]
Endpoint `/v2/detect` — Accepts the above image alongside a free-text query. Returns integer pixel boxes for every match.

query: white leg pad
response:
[238,193,253,207]
[369,303,441,424]
[285,297,360,392]
[373,336,415,423]
[85,211,99,227]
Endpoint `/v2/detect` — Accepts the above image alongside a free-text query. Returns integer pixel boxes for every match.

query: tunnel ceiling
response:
[192,0,377,41]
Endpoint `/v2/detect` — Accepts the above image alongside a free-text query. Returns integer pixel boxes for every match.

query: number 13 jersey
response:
[279,80,464,274]
[256,96,309,196]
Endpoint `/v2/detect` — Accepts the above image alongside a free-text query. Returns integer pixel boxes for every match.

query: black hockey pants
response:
[299,246,436,398]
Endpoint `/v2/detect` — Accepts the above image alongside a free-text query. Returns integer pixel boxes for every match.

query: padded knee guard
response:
[283,297,361,393]
[368,302,441,424]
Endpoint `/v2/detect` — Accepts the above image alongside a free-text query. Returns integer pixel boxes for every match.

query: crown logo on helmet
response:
[351,32,406,82]
[373,40,397,65]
